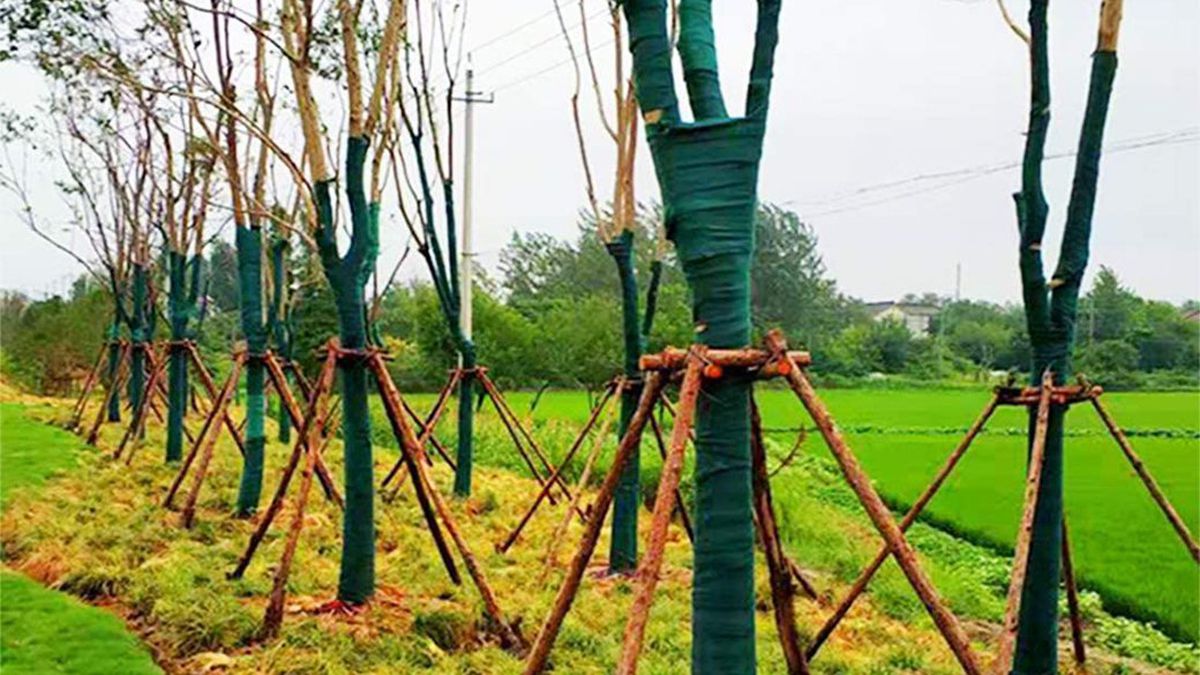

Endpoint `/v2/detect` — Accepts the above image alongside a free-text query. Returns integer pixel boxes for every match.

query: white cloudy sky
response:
[1,0,1197,304]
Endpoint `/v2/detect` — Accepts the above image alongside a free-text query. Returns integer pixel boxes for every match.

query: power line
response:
[469,7,559,54]
[474,5,609,79]
[493,37,616,94]
[787,128,1199,219]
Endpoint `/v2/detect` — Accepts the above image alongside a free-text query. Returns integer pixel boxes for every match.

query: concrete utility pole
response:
[456,64,494,347]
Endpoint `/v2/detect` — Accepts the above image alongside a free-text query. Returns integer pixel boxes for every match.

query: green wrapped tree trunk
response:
[270,238,292,444]
[620,0,780,670]
[315,137,378,605]
[166,251,203,463]
[105,320,122,422]
[127,263,149,419]
[453,343,476,497]
[235,225,268,516]
[1011,2,1120,670]
[607,231,643,573]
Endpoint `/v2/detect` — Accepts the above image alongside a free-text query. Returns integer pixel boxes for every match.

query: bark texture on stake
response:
[260,371,331,640]
[524,372,665,675]
[384,384,460,499]
[750,400,809,675]
[500,381,618,554]
[807,394,1000,660]
[640,347,811,371]
[70,343,108,428]
[179,353,247,528]
[114,352,170,461]
[1061,520,1086,667]
[86,343,131,445]
[381,370,460,489]
[767,331,981,675]
[187,344,247,457]
[1090,394,1200,563]
[995,371,1055,674]
[480,371,576,504]
[368,354,462,586]
[228,349,339,580]
[541,382,623,577]
[370,357,522,651]
[263,352,343,510]
[646,411,695,543]
[616,355,703,675]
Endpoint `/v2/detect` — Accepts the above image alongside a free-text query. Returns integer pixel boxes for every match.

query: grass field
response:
[0,404,162,674]
[397,386,1200,643]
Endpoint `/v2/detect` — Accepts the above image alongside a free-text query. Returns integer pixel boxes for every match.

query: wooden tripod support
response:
[523,331,940,675]
[801,369,1199,674]
[69,340,113,430]
[376,365,581,519]
[159,343,342,529]
[230,340,525,651]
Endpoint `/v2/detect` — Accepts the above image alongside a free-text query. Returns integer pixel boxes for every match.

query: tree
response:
[1004,0,1125,669]
[619,0,782,668]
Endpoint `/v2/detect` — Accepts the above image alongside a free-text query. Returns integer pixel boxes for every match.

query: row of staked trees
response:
[0,0,1140,671]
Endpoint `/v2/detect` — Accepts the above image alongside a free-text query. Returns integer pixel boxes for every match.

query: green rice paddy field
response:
[402,386,1200,643]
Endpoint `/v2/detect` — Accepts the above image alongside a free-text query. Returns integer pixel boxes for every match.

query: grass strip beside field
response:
[0,403,163,675]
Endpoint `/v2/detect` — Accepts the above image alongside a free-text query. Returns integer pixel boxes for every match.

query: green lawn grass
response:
[0,403,85,508]
[398,386,1200,642]
[0,404,162,674]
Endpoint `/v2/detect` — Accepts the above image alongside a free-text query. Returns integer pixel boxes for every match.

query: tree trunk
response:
[314,136,377,605]
[270,239,292,444]
[453,344,476,497]
[1011,1,1121,669]
[619,0,780,669]
[105,320,122,423]
[128,264,149,420]
[236,225,268,516]
[607,230,643,573]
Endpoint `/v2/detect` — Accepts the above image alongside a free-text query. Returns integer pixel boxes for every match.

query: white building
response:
[866,301,939,337]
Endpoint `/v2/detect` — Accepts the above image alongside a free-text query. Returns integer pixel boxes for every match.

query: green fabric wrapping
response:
[1013,48,1118,675]
[105,321,122,423]
[607,231,643,572]
[621,0,779,668]
[235,225,268,516]
[678,0,726,120]
[452,342,476,496]
[269,238,292,444]
[641,259,663,340]
[316,136,377,605]
[127,264,149,418]
[166,252,201,463]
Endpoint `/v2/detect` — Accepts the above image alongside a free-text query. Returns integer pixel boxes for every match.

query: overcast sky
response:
[2,0,1197,305]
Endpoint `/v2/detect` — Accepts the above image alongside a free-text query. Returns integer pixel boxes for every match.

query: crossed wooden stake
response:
[522,330,970,674]
[222,339,525,650]
[377,365,580,517]
[75,340,170,445]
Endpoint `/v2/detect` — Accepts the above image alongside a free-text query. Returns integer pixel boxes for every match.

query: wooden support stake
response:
[499,380,618,553]
[540,382,622,577]
[115,350,171,462]
[645,410,694,543]
[807,394,1000,660]
[70,342,108,428]
[86,342,131,445]
[994,370,1055,674]
[263,352,343,510]
[370,357,522,650]
[766,331,981,675]
[480,371,577,504]
[186,343,247,457]
[369,354,463,586]
[260,377,328,641]
[751,400,810,674]
[1090,393,1200,563]
[616,355,703,675]
[1062,519,1086,667]
[380,369,460,490]
[179,353,247,528]
[523,372,666,675]
[403,392,456,468]
[228,348,339,580]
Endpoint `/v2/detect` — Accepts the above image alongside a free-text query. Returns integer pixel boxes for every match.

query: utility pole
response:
[955,262,962,302]
[456,64,494,349]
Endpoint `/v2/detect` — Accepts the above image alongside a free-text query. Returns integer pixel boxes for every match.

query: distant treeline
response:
[3,205,1197,394]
